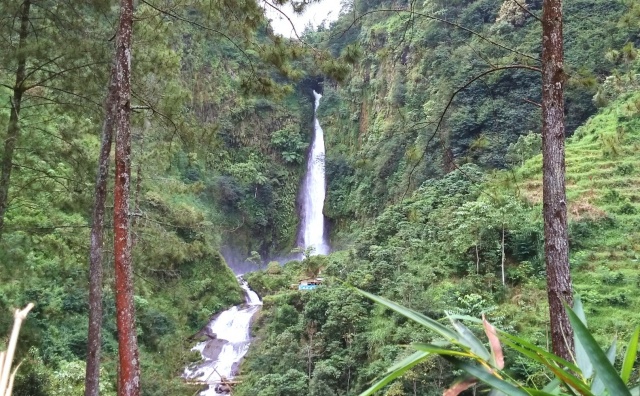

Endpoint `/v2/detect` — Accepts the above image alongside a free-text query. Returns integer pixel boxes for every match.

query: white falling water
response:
[300,90,330,255]
[184,278,262,395]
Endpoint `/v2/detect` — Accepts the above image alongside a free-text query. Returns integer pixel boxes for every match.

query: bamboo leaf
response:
[447,314,484,324]
[621,326,640,384]
[606,340,617,364]
[573,298,593,378]
[444,377,478,396]
[500,333,582,373]
[412,343,473,358]
[500,337,593,395]
[591,340,617,395]
[573,297,588,325]
[449,316,491,361]
[566,304,631,396]
[483,315,504,369]
[447,358,530,396]
[520,388,562,396]
[354,288,461,343]
[359,351,430,396]
[541,378,561,394]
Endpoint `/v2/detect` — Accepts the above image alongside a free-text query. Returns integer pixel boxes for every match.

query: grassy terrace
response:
[514,93,640,338]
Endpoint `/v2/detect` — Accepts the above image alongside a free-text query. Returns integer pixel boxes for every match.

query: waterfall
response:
[183,278,262,395]
[299,90,330,255]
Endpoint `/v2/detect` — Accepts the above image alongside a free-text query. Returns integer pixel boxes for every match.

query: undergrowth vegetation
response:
[0,3,311,394]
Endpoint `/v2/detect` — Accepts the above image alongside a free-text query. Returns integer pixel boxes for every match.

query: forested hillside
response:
[1,0,640,395]
[315,0,630,226]
[236,0,640,395]
[0,1,316,394]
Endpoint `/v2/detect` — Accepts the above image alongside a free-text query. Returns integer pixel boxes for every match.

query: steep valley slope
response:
[236,0,640,395]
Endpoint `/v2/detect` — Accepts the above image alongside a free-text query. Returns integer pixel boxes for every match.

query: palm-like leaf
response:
[354,288,460,344]
[356,289,638,396]
[573,298,593,379]
[359,351,430,396]
[566,303,632,396]
[621,326,640,384]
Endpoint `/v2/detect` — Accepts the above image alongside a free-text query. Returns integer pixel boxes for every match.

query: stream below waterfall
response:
[183,278,262,395]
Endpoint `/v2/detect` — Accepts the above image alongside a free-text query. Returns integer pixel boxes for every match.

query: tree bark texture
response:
[541,0,574,361]
[84,66,117,396]
[0,0,31,239]
[113,0,140,394]
[501,225,505,286]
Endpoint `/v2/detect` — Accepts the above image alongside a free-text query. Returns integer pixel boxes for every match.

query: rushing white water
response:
[299,90,330,255]
[184,279,262,395]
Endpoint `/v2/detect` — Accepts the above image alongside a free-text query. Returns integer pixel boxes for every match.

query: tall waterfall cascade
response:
[183,89,329,394]
[183,279,262,395]
[299,90,330,255]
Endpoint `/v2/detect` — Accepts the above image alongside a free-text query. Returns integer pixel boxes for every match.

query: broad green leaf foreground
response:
[356,292,640,396]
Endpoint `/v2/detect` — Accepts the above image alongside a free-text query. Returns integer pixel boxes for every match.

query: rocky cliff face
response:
[310,0,629,232]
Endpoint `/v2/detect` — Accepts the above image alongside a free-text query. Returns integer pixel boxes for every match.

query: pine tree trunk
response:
[84,67,117,396]
[131,116,148,247]
[113,0,140,394]
[501,225,505,286]
[541,0,574,361]
[0,0,30,239]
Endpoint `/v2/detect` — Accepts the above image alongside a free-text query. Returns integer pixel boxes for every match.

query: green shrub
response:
[602,271,625,285]
[618,202,637,215]
[616,163,635,176]
[605,293,629,307]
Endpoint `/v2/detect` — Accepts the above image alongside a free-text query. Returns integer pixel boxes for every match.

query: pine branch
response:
[25,60,108,90]
[19,54,64,87]
[402,64,542,200]
[139,0,259,78]
[513,0,542,22]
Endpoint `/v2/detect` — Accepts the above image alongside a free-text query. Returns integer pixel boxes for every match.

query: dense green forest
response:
[0,0,314,394]
[237,0,640,395]
[1,0,639,395]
